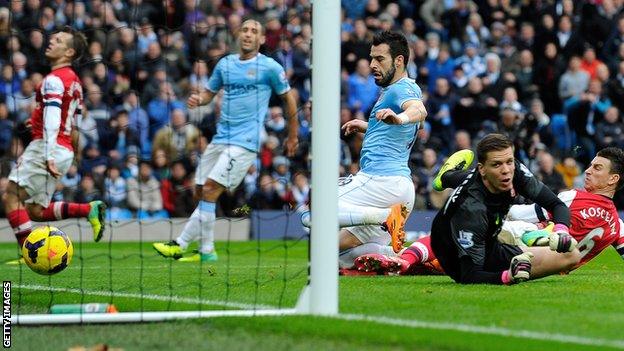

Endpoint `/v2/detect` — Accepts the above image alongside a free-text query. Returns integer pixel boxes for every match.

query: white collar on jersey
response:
[237,54,260,63]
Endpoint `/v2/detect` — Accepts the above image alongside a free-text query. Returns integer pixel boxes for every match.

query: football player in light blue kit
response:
[302,31,428,269]
[154,19,299,262]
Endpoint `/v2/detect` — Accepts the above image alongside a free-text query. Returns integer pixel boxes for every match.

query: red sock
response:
[401,236,435,265]
[41,202,91,220]
[7,208,32,248]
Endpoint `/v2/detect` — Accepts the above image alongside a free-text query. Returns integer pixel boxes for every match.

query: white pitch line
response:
[15,284,279,310]
[14,285,624,348]
[337,314,624,349]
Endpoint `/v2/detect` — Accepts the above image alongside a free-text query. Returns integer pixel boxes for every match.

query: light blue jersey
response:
[206,53,290,152]
[359,77,422,179]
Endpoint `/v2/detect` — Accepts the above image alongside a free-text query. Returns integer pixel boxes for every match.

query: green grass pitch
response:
[2,239,624,351]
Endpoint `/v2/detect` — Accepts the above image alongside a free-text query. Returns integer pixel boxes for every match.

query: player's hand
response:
[375,108,401,124]
[187,93,203,109]
[503,252,534,285]
[46,160,62,179]
[341,119,367,135]
[549,224,577,253]
[284,135,299,157]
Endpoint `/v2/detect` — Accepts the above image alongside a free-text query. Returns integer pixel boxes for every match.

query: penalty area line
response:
[337,313,624,349]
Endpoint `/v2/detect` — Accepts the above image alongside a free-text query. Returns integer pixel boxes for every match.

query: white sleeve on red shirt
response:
[42,75,64,160]
[508,190,577,223]
[612,218,624,260]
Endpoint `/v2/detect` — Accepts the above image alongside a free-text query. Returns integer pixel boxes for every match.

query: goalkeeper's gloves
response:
[501,252,534,285]
[549,224,577,253]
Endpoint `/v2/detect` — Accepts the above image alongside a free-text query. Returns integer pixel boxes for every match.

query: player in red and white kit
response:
[355,147,624,275]
[2,27,106,264]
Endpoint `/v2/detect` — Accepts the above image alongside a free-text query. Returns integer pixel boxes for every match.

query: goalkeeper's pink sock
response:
[401,236,434,265]
[41,202,91,220]
[7,208,32,248]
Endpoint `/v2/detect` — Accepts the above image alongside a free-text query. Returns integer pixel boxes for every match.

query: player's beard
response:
[375,65,396,87]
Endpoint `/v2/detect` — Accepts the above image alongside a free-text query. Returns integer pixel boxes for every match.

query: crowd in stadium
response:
[1,0,624,220]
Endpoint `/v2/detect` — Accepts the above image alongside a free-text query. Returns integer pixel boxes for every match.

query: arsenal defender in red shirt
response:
[2,27,106,264]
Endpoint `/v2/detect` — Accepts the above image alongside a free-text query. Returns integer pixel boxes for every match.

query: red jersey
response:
[31,66,83,151]
[556,189,623,268]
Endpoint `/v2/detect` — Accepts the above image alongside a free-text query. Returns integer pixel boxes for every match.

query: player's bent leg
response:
[354,253,409,275]
[384,203,407,253]
[432,149,474,191]
[3,182,33,249]
[522,246,581,279]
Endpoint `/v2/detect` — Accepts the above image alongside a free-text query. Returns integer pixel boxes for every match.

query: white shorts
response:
[498,220,537,245]
[194,143,257,191]
[339,172,415,245]
[8,140,74,207]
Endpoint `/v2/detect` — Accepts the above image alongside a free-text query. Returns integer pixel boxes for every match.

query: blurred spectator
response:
[161,160,194,217]
[249,173,286,210]
[152,108,200,162]
[122,90,150,158]
[147,81,185,138]
[537,151,566,194]
[103,165,133,220]
[272,156,291,199]
[559,56,590,108]
[100,109,140,164]
[127,160,169,220]
[425,45,455,92]
[580,46,603,80]
[74,175,104,204]
[151,148,171,181]
[426,77,457,153]
[0,103,12,156]
[556,156,583,190]
[60,165,81,202]
[595,106,624,149]
[287,172,310,212]
[347,58,379,115]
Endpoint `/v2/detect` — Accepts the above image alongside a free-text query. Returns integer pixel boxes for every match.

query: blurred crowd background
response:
[1,0,624,220]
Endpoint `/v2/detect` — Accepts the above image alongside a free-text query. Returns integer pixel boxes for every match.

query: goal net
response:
[3,0,339,325]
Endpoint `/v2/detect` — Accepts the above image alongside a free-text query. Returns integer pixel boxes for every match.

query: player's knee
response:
[561,249,581,269]
[26,205,44,221]
[201,181,223,201]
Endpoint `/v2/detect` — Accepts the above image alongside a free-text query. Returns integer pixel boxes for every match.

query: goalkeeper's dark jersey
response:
[430,160,570,284]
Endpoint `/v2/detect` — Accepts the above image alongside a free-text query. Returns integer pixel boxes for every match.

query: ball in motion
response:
[22,226,73,275]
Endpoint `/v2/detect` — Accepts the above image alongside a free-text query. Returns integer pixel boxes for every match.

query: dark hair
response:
[58,26,88,61]
[596,147,624,190]
[372,31,409,69]
[476,133,514,164]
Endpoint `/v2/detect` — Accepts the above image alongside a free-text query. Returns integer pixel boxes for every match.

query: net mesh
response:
[2,0,312,320]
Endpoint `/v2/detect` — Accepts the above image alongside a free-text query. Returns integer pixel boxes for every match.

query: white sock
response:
[300,205,390,228]
[338,243,395,269]
[197,201,216,254]
[176,207,200,250]
[176,201,216,253]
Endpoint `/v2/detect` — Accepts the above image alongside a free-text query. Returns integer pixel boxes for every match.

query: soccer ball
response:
[22,226,73,275]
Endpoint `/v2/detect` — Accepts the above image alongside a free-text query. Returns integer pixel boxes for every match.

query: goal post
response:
[301,0,340,316]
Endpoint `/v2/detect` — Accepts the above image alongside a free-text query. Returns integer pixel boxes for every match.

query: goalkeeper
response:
[358,134,580,284]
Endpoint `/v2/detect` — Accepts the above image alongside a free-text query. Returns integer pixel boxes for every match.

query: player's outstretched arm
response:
[280,90,299,157]
[187,90,216,109]
[341,119,368,135]
[376,99,427,125]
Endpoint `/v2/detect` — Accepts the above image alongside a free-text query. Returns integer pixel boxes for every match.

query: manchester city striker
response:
[302,31,428,269]
[153,19,299,262]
